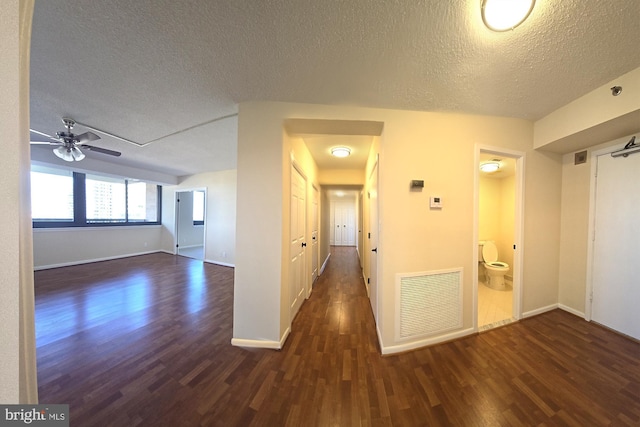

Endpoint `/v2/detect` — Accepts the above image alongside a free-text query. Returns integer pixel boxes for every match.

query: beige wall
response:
[1,0,37,403]
[234,101,563,352]
[318,169,364,185]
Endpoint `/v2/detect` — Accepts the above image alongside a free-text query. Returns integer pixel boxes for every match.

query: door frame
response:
[175,187,207,260]
[473,145,525,331]
[367,156,380,325]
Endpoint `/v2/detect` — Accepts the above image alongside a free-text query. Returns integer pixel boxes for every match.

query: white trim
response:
[558,304,585,318]
[204,259,235,268]
[522,304,558,318]
[33,250,162,271]
[319,253,330,275]
[231,326,290,350]
[381,328,476,355]
[231,338,282,350]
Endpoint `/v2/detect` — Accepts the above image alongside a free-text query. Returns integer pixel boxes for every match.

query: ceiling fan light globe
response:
[71,146,85,161]
[53,146,74,162]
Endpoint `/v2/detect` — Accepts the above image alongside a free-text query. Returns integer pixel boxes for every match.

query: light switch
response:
[430,196,442,209]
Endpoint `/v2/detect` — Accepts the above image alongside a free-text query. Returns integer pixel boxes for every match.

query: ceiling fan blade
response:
[30,141,62,145]
[80,145,121,157]
[30,128,60,142]
[76,131,101,143]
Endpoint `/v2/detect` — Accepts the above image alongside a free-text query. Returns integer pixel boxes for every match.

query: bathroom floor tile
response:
[478,280,513,328]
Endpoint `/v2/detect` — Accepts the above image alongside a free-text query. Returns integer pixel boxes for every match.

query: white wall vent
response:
[395,268,463,341]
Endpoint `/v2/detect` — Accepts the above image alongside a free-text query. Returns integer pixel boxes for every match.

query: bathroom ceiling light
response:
[481,0,535,31]
[331,147,351,158]
[480,161,501,173]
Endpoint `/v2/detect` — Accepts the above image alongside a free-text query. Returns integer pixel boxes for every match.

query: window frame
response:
[32,170,162,228]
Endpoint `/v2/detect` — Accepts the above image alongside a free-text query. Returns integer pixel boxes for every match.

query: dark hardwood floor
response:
[35,248,640,426]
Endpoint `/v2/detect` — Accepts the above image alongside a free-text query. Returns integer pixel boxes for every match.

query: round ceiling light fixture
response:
[331,147,351,158]
[480,160,501,173]
[481,0,535,31]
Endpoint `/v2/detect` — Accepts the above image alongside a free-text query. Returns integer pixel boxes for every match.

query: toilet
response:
[479,240,509,290]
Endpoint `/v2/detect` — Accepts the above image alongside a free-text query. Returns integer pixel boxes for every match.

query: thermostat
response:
[430,196,442,209]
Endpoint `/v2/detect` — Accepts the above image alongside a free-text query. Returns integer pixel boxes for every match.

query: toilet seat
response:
[488,261,508,268]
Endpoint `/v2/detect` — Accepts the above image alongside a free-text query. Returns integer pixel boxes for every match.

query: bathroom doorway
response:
[475,148,524,330]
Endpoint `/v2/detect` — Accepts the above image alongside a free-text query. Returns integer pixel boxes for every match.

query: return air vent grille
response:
[396,268,463,340]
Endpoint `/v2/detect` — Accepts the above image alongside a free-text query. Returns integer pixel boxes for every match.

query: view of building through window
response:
[31,165,160,225]
[86,174,126,222]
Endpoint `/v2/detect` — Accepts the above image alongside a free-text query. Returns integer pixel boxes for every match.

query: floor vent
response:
[396,268,463,341]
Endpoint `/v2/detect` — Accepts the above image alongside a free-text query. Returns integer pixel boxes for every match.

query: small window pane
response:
[128,182,158,222]
[31,167,74,221]
[193,191,205,224]
[86,174,126,223]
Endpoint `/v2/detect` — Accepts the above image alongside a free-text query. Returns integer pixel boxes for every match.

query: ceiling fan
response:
[30,118,121,162]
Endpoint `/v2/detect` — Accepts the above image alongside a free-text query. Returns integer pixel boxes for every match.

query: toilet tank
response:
[478,241,485,259]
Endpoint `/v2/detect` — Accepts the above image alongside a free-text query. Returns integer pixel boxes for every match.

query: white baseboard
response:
[380,327,476,355]
[204,259,235,268]
[522,303,558,319]
[319,253,330,275]
[558,304,585,318]
[231,327,290,350]
[34,250,162,271]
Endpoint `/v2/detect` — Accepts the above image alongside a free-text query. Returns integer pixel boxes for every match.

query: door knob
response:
[302,242,307,247]
[372,248,377,252]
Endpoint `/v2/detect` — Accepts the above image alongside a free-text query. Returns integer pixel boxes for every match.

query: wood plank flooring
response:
[35,248,640,426]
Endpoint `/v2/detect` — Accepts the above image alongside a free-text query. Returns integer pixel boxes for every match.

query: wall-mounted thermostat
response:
[430,196,442,209]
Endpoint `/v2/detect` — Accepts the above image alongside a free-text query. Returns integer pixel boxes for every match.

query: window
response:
[31,165,161,227]
[31,166,74,222]
[128,181,159,223]
[86,174,126,223]
[193,190,205,226]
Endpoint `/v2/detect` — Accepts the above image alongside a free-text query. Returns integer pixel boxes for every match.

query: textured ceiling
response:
[29,0,640,177]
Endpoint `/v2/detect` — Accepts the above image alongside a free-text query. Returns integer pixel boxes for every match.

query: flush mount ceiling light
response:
[480,160,501,173]
[331,147,351,158]
[481,0,535,31]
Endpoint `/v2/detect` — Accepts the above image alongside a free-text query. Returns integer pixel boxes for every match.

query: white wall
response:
[33,226,163,269]
[234,101,562,352]
[162,169,237,266]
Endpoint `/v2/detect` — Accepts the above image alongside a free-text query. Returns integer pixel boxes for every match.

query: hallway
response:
[35,248,640,426]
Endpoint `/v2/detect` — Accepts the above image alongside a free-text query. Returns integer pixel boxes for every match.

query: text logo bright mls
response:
[1,405,68,427]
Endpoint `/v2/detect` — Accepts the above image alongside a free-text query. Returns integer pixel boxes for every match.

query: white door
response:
[333,204,344,245]
[332,201,356,246]
[345,205,356,246]
[311,186,319,285]
[290,166,307,320]
[368,160,379,323]
[591,152,640,340]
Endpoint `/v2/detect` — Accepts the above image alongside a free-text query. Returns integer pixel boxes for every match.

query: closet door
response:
[591,152,640,340]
